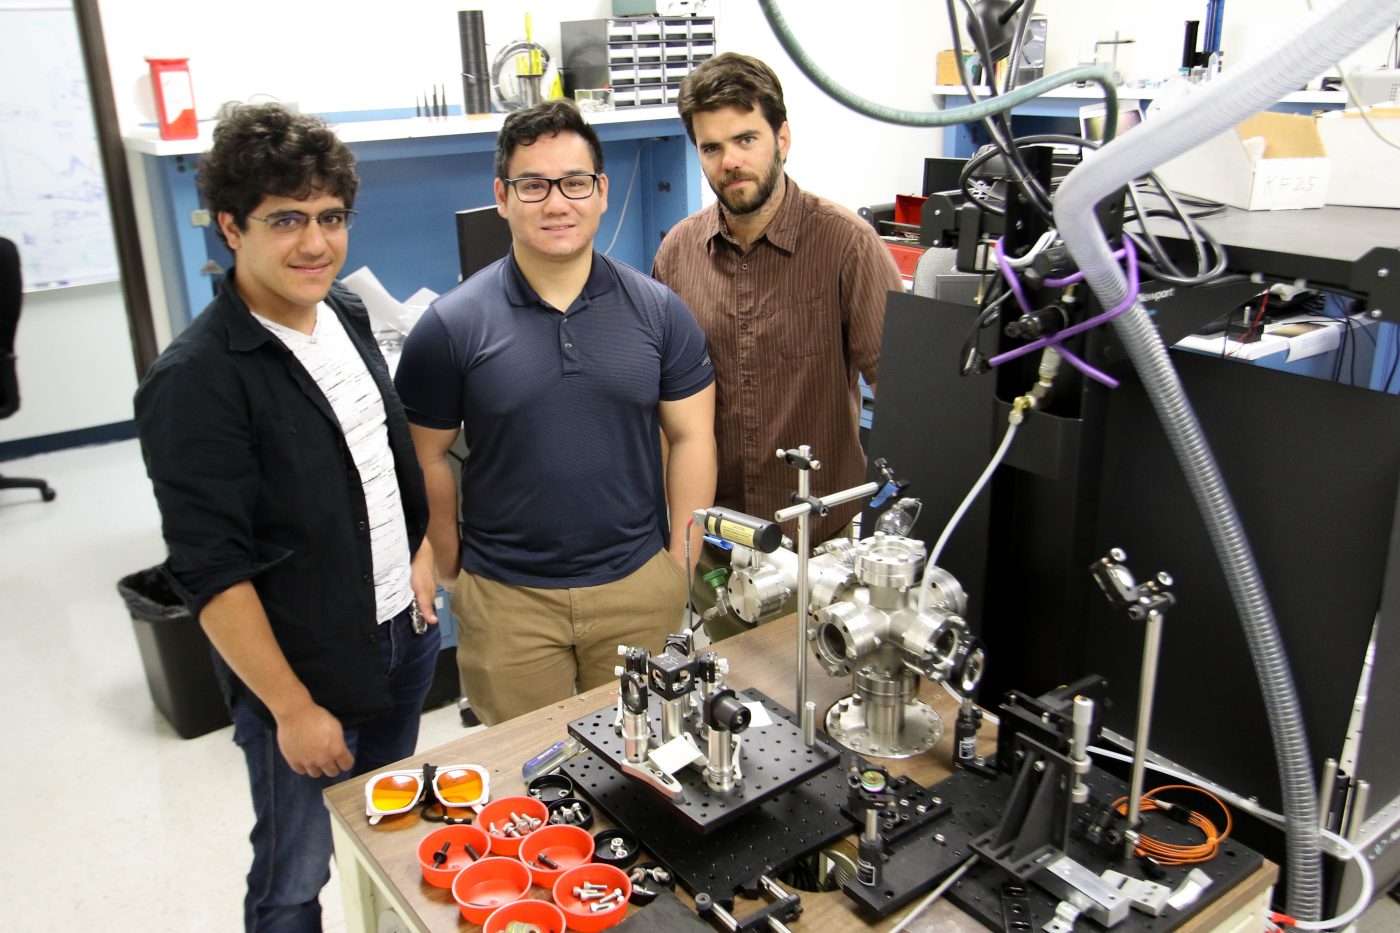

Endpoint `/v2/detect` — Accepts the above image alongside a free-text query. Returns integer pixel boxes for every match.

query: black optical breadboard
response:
[564,690,857,901]
[841,767,1268,931]
[565,687,842,834]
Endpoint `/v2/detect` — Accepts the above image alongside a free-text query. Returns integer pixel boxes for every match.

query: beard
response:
[711,150,785,217]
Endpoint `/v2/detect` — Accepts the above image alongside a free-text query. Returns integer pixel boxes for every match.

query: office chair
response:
[0,237,56,502]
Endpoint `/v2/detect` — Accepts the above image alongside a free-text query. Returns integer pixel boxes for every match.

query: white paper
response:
[743,701,774,729]
[649,735,704,775]
[342,266,415,335]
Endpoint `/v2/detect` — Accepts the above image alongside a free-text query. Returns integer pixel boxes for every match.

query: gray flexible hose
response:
[757,0,1119,133]
[1055,0,1400,920]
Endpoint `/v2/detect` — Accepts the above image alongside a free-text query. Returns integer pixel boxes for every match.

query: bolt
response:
[610,837,627,854]
[1372,309,1384,319]
[582,882,609,892]
[1379,268,1390,278]
[898,798,910,807]
[578,889,606,901]
[915,804,928,814]
[931,796,942,806]
[934,832,946,845]
[590,900,619,913]
[537,852,559,869]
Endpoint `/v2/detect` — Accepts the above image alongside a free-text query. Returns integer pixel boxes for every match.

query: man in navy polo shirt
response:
[395,99,716,725]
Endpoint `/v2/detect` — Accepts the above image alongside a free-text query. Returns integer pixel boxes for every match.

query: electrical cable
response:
[754,1,1120,133]
[1001,0,1038,94]
[928,417,1018,572]
[948,0,1054,222]
[603,141,646,256]
[1109,784,1232,865]
[1089,744,1374,932]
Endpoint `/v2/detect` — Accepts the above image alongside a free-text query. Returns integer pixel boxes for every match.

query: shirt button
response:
[564,342,573,349]
[739,322,748,331]
[741,263,749,270]
[362,572,372,584]
[357,521,367,532]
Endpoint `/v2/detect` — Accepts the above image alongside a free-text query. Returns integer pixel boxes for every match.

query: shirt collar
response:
[218,270,277,353]
[502,248,616,312]
[704,174,801,256]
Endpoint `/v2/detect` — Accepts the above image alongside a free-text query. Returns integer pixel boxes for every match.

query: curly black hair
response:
[197,103,358,245]
[494,99,604,181]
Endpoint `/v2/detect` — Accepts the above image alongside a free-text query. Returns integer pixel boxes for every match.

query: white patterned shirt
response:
[255,303,413,623]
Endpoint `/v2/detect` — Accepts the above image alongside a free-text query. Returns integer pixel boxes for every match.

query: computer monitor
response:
[1078,102,1144,143]
[454,206,513,282]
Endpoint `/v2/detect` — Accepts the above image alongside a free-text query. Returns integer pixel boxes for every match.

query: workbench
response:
[323,616,1276,932]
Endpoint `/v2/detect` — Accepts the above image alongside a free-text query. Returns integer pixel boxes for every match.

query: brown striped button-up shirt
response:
[653,176,901,544]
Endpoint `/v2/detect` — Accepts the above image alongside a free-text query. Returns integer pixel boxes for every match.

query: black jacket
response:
[135,271,429,724]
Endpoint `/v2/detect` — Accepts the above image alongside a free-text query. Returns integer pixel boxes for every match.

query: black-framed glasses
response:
[247,208,358,235]
[504,174,599,203]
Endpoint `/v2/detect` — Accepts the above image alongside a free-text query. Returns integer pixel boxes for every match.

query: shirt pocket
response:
[777,290,833,358]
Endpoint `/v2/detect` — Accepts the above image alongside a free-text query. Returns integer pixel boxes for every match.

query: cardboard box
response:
[1157,112,1329,211]
[937,50,962,87]
[1316,107,1400,209]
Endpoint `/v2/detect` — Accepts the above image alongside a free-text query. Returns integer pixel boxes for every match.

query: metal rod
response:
[795,458,812,729]
[774,481,880,522]
[1318,757,1338,831]
[1124,607,1165,859]
[892,853,979,931]
[803,699,816,746]
[1347,780,1371,842]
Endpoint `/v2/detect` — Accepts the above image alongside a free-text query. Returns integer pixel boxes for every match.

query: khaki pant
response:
[452,548,688,726]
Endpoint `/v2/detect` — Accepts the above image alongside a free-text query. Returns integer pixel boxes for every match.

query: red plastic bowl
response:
[451,856,532,925]
[483,898,567,933]
[476,795,549,857]
[554,862,632,932]
[518,823,594,886]
[417,824,491,888]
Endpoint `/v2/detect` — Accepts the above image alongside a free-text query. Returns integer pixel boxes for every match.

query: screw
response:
[915,804,928,814]
[1372,309,1384,319]
[537,852,559,869]
[582,882,608,892]
[934,832,946,845]
[590,900,618,913]
[577,889,606,901]
[1379,268,1390,278]
[610,837,627,854]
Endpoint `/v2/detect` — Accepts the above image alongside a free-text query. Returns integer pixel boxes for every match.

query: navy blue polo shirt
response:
[395,250,713,588]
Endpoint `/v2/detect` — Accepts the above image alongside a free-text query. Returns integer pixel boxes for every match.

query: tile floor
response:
[2,438,1396,932]
[0,439,471,932]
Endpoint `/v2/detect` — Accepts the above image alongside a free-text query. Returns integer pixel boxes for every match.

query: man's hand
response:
[275,702,355,777]
[411,539,440,625]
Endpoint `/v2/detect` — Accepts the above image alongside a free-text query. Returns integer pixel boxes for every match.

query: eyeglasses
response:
[504,174,599,203]
[364,763,491,825]
[246,208,358,235]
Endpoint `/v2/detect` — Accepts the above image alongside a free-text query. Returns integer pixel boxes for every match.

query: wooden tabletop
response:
[323,616,1275,931]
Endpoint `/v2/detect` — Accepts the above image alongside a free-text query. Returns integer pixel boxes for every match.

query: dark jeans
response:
[229,605,438,933]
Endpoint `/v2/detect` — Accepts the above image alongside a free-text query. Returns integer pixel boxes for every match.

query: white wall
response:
[1035,0,1397,86]
[709,0,951,212]
[97,0,614,130]
[0,282,138,443]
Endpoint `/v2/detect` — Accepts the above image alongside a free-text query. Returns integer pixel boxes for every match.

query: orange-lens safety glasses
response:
[365,763,490,825]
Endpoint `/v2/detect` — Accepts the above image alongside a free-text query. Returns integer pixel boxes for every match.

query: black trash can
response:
[118,567,231,739]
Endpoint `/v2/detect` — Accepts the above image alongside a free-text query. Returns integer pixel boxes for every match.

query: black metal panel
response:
[841,768,1266,929]
[565,689,842,834]
[1356,467,1400,811]
[564,691,855,900]
[1090,350,1400,816]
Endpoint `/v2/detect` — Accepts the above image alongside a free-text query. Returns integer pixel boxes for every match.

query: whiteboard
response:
[0,2,119,291]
